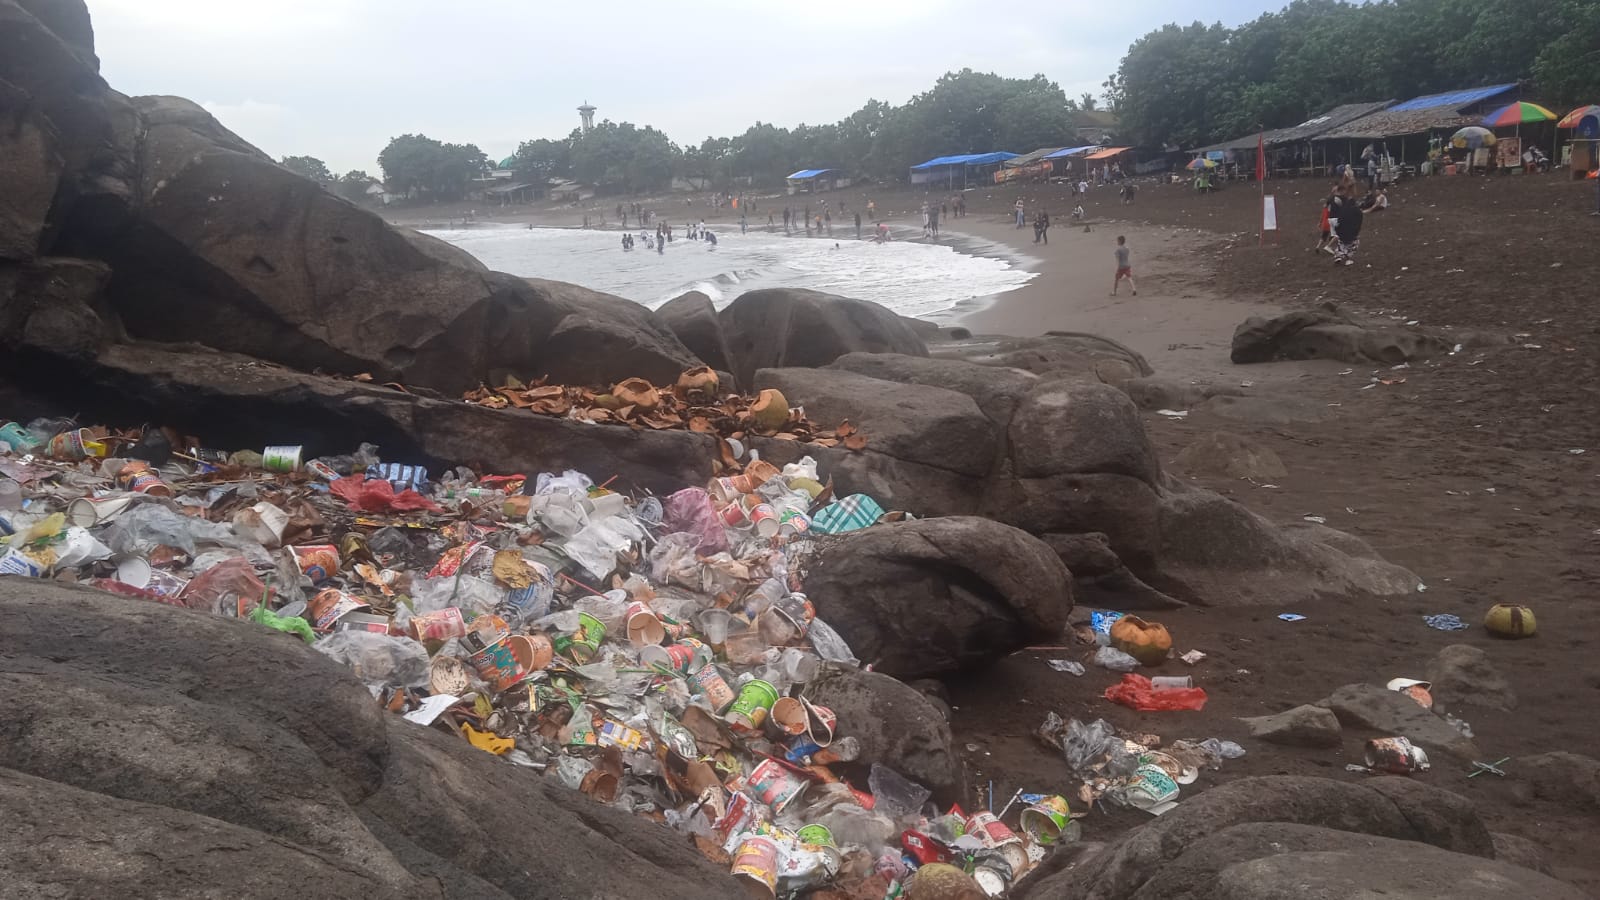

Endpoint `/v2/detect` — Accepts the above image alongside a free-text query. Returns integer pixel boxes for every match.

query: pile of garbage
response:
[461,368,868,452]
[0,411,1069,898]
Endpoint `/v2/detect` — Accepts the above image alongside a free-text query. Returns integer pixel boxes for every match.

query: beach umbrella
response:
[1481,101,1557,128]
[1558,105,1600,138]
[1186,158,1217,171]
[1450,126,1497,149]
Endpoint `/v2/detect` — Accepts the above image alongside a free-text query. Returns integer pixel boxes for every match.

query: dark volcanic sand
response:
[943,173,1600,892]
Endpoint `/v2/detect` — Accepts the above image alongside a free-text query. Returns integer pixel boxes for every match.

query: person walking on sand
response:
[1313,195,1336,254]
[1014,198,1026,228]
[1033,210,1050,245]
[1111,235,1137,296]
[867,198,876,220]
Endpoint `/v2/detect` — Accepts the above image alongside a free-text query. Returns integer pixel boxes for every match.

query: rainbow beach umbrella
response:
[1557,105,1600,138]
[1186,157,1217,171]
[1481,101,1557,129]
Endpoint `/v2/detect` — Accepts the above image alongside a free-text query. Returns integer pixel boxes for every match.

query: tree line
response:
[280,0,1598,200]
[1108,0,1600,149]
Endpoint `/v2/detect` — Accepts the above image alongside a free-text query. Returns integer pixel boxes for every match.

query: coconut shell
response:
[676,366,720,402]
[612,378,660,411]
[1484,603,1536,638]
[750,389,790,432]
[906,863,985,900]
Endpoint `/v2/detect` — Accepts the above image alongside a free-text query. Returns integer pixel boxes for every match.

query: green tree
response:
[510,137,571,184]
[333,169,376,203]
[280,154,333,183]
[378,134,487,201]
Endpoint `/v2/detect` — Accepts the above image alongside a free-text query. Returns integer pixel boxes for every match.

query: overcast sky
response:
[87,0,1280,175]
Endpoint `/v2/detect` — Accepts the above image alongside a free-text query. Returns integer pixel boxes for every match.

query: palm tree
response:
[1080,93,1098,112]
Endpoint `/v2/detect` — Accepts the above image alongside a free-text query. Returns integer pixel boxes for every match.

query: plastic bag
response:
[661,488,729,555]
[248,602,315,643]
[314,630,429,689]
[1093,645,1142,672]
[180,557,272,616]
[867,763,931,823]
[1104,674,1208,712]
[805,618,858,666]
[330,474,442,513]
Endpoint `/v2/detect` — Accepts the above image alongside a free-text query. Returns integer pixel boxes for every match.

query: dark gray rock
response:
[1040,532,1184,610]
[656,290,734,379]
[1240,704,1342,747]
[1317,683,1480,760]
[1492,832,1552,875]
[1156,489,1419,606]
[1212,845,1584,900]
[4,256,113,362]
[931,332,1152,381]
[0,78,61,261]
[1516,752,1600,811]
[984,473,1163,572]
[749,437,985,518]
[1015,775,1499,900]
[828,351,1039,425]
[754,367,998,477]
[0,578,741,899]
[800,517,1073,679]
[719,287,927,389]
[1426,644,1517,712]
[1042,531,1121,576]
[1230,303,1495,366]
[1172,431,1288,480]
[803,663,965,804]
[1008,381,1161,485]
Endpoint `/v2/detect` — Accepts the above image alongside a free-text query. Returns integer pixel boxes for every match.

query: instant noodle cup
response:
[625,600,666,646]
[725,678,779,733]
[262,445,303,472]
[307,588,368,632]
[1019,795,1073,845]
[770,696,809,736]
[690,663,737,712]
[468,637,528,692]
[408,607,467,642]
[289,544,341,583]
[730,834,779,897]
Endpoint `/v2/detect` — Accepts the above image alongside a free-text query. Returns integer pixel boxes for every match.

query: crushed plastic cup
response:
[725,678,779,732]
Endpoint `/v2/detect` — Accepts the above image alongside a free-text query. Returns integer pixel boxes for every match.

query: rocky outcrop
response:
[1427,644,1517,712]
[1239,704,1342,747]
[656,290,734,378]
[1039,532,1181,609]
[718,288,928,388]
[828,351,1039,425]
[754,367,997,478]
[1155,488,1421,605]
[804,663,965,803]
[0,579,738,899]
[1015,775,1579,900]
[1,2,700,395]
[800,517,1073,679]
[1317,682,1480,760]
[1231,303,1502,365]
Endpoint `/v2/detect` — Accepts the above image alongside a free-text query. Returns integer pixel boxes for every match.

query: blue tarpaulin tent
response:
[1042,145,1100,159]
[786,168,836,180]
[909,151,1017,185]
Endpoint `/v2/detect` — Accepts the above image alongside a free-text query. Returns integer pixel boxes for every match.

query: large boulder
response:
[0,78,61,260]
[1427,644,1517,712]
[1239,704,1342,747]
[1007,380,1160,484]
[1,256,113,362]
[799,517,1073,679]
[1316,682,1480,760]
[1210,842,1584,900]
[1039,531,1183,609]
[1154,488,1421,605]
[1016,775,1518,900]
[1230,303,1498,365]
[930,331,1152,382]
[753,367,998,477]
[718,288,927,388]
[804,663,965,803]
[656,290,734,378]
[828,351,1039,425]
[44,94,699,394]
[0,579,741,899]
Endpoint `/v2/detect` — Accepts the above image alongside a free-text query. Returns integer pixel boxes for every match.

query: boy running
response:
[1112,235,1137,296]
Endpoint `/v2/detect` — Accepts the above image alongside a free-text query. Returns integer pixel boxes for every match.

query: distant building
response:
[578,101,596,133]
[1071,110,1120,144]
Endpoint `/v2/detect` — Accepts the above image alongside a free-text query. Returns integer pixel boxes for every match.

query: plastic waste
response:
[1093,645,1142,672]
[180,557,271,617]
[867,764,931,823]
[314,630,430,690]
[1104,674,1209,711]
[248,602,316,643]
[806,618,858,666]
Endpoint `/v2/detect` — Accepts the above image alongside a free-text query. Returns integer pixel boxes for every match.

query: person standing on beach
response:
[867,198,876,219]
[929,204,940,238]
[1014,198,1026,228]
[740,213,747,234]
[1034,210,1050,245]
[783,207,792,233]
[1111,235,1137,296]
[854,211,862,240]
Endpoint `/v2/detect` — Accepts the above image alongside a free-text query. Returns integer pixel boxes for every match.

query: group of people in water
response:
[620,219,717,253]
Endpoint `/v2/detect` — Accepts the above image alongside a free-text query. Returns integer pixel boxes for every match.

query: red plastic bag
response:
[330,474,442,513]
[1104,674,1208,711]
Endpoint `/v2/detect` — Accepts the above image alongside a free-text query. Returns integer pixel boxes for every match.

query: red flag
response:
[1256,132,1266,183]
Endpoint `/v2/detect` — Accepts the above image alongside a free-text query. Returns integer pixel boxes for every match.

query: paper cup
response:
[726,679,779,732]
[779,510,811,538]
[570,611,605,662]
[770,696,809,736]
[68,496,135,527]
[1019,795,1072,845]
[625,600,666,646]
[262,445,303,472]
[510,633,554,671]
[748,758,809,814]
[468,637,528,692]
[730,834,779,896]
[113,556,152,589]
[802,698,837,747]
[429,655,472,695]
[1125,764,1181,809]
[746,503,779,538]
[718,499,750,528]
